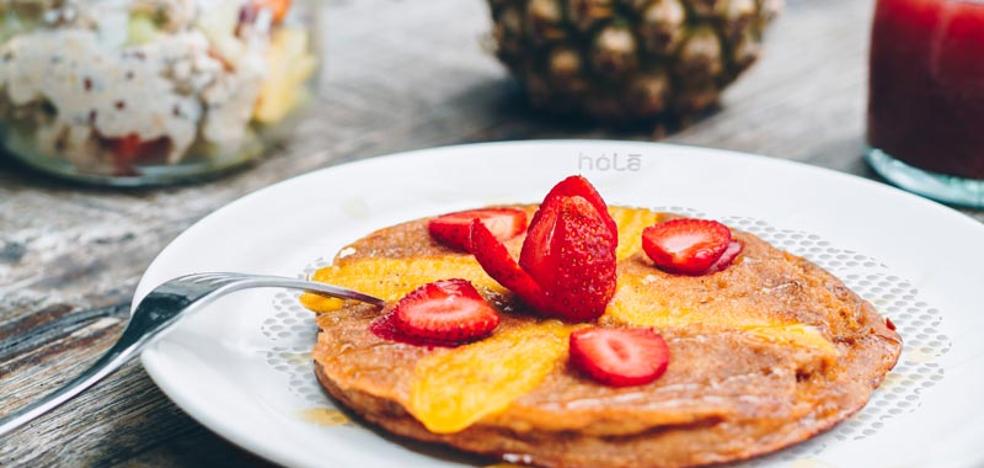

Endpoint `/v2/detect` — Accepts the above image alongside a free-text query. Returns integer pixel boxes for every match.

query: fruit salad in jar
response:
[0,0,318,185]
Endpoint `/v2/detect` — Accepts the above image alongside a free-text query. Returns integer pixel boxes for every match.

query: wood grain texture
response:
[0,0,980,466]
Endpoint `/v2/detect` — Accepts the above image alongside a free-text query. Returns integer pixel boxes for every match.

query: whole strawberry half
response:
[642,218,737,275]
[384,279,500,345]
[428,208,527,252]
[523,196,617,321]
[569,327,670,387]
[471,176,617,322]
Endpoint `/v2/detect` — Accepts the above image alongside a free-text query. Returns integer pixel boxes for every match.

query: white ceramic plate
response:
[135,141,984,468]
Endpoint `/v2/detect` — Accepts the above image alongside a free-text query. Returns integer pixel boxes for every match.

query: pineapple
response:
[487,0,782,122]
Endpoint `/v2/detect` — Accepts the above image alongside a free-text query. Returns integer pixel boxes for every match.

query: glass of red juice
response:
[867,0,984,207]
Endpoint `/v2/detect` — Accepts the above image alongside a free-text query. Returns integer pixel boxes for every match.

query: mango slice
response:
[739,323,838,357]
[605,276,838,357]
[300,256,505,313]
[609,206,663,260]
[408,321,573,434]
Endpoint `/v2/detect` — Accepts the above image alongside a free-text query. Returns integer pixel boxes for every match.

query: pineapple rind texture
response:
[488,0,783,122]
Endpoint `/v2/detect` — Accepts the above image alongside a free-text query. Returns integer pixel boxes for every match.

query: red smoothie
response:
[868,0,984,180]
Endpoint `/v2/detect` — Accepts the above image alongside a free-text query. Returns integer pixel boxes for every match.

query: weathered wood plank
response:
[0,0,980,466]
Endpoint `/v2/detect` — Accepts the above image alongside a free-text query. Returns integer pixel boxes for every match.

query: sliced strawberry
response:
[532,196,616,321]
[569,327,670,387]
[470,220,552,312]
[471,176,618,322]
[706,240,743,274]
[428,208,527,252]
[369,313,456,348]
[521,176,616,282]
[642,218,732,275]
[518,200,562,289]
[389,279,499,345]
[531,175,618,240]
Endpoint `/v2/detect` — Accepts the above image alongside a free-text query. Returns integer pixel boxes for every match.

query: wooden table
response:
[1,0,981,465]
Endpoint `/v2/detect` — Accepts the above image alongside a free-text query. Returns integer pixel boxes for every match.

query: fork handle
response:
[0,322,150,437]
[0,275,383,437]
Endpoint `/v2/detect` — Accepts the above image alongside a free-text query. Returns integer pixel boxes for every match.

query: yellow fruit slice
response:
[605,279,752,330]
[739,323,838,357]
[605,276,838,358]
[609,206,664,260]
[408,321,573,434]
[300,256,505,313]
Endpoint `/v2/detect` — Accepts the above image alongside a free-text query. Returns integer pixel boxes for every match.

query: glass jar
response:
[867,0,984,207]
[0,0,320,186]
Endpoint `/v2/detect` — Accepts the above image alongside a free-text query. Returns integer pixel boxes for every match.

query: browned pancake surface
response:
[310,206,901,467]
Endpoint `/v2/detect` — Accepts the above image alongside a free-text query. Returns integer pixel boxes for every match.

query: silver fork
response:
[0,272,384,437]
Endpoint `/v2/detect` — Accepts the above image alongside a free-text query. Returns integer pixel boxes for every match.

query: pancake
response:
[304,205,901,468]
